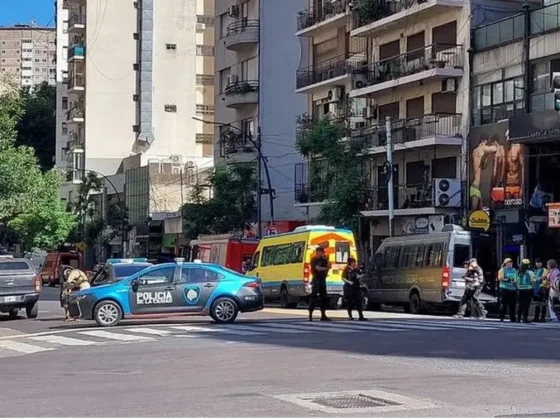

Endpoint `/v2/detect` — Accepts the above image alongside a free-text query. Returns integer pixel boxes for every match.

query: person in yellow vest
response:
[497,258,518,322]
[61,266,90,321]
[515,259,534,323]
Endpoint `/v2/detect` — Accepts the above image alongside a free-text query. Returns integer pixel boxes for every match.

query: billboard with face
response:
[468,120,524,211]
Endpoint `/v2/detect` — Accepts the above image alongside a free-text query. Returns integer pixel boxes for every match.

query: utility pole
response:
[256,127,263,238]
[385,116,394,237]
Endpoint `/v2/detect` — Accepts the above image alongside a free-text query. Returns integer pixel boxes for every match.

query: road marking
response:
[228,324,304,334]
[125,327,173,337]
[393,320,497,331]
[0,328,24,337]
[259,321,352,333]
[29,335,97,346]
[0,340,53,354]
[375,320,450,331]
[77,330,153,342]
[324,321,411,332]
[171,325,264,336]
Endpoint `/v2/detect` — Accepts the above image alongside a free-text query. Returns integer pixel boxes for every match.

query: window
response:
[183,267,222,283]
[220,13,228,38]
[472,76,524,125]
[164,104,177,112]
[453,244,470,267]
[291,242,305,264]
[252,251,260,268]
[197,15,215,26]
[219,67,231,93]
[273,244,292,265]
[61,122,68,135]
[399,246,414,268]
[62,46,68,60]
[138,267,175,285]
[166,43,177,50]
[425,243,444,267]
[382,246,400,268]
[133,63,139,70]
[196,45,214,56]
[196,104,214,115]
[261,246,276,267]
[335,242,349,264]
[413,245,425,267]
[0,261,31,271]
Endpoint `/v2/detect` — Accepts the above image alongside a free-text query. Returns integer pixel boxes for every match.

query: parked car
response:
[40,252,82,286]
[0,257,41,319]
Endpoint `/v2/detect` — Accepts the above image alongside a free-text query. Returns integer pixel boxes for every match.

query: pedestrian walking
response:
[515,259,534,323]
[498,257,518,322]
[546,259,560,323]
[532,258,548,323]
[342,258,367,321]
[308,246,332,322]
[454,258,487,319]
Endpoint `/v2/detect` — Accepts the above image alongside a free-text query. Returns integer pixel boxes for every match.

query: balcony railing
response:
[68,45,85,59]
[294,182,330,204]
[225,80,259,96]
[196,74,214,85]
[68,14,86,27]
[296,55,365,90]
[68,73,85,90]
[360,183,434,211]
[351,113,461,148]
[226,19,259,35]
[354,44,463,88]
[296,0,348,32]
[67,106,84,120]
[221,130,255,154]
[353,0,425,29]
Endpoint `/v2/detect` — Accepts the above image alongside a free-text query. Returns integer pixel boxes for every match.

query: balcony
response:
[68,45,85,62]
[351,0,463,38]
[224,19,259,51]
[66,132,84,152]
[296,0,349,38]
[360,183,435,216]
[224,80,259,109]
[350,44,464,99]
[296,55,366,93]
[351,113,462,154]
[221,130,256,155]
[68,14,85,32]
[67,105,84,124]
[67,72,85,94]
[294,162,332,206]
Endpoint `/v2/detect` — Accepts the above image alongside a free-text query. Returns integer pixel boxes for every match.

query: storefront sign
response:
[508,111,560,143]
[547,203,560,228]
[467,210,490,231]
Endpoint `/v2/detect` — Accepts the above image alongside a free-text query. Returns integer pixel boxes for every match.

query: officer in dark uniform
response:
[342,257,367,321]
[308,246,332,322]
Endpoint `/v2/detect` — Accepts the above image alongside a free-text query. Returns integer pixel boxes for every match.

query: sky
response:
[0,0,54,27]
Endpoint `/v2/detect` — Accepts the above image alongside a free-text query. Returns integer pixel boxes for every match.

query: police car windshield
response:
[114,264,151,279]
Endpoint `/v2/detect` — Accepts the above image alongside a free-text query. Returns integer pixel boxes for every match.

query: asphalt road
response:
[1,290,560,417]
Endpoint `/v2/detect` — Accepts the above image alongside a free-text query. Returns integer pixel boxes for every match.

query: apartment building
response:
[55,0,69,176]
[214,0,307,223]
[294,0,534,251]
[60,0,215,186]
[0,25,56,88]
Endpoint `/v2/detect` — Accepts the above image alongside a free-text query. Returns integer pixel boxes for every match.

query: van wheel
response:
[280,287,298,309]
[409,293,422,315]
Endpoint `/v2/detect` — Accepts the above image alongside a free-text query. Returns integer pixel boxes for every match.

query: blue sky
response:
[0,0,54,27]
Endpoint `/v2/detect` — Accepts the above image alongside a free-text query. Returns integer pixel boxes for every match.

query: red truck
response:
[188,234,259,274]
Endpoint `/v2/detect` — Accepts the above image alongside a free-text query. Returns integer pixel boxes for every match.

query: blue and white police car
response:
[68,258,264,327]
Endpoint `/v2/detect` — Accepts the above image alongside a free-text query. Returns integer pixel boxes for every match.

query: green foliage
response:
[182,165,257,239]
[295,114,363,232]
[16,82,57,170]
[68,173,105,246]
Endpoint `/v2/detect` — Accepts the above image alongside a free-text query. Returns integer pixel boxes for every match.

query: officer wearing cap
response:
[497,257,518,322]
[308,246,332,322]
[515,258,534,323]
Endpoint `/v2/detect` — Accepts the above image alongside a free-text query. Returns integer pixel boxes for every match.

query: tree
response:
[182,164,257,239]
[16,82,56,171]
[69,172,105,246]
[295,114,364,232]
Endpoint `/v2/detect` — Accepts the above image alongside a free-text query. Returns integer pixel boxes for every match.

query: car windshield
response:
[217,266,243,276]
[113,264,151,280]
[0,261,31,271]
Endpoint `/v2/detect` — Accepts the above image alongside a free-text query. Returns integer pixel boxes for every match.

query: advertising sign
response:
[467,210,490,231]
[547,203,560,228]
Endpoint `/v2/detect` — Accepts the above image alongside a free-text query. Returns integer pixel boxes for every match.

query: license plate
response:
[2,296,16,303]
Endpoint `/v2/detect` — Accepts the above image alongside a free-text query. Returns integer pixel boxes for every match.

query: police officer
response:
[515,258,534,323]
[498,257,518,322]
[532,257,548,323]
[60,266,90,321]
[454,258,486,319]
[308,246,331,322]
[342,258,367,321]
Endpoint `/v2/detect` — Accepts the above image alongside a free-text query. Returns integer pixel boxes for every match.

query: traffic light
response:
[553,72,560,111]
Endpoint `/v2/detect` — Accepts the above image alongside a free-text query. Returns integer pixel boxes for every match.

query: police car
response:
[68,258,264,327]
[90,258,153,286]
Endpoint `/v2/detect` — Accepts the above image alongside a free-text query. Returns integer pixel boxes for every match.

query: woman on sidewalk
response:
[515,259,534,323]
[342,258,367,321]
[498,258,518,322]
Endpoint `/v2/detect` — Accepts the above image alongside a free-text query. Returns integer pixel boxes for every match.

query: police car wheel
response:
[94,300,122,327]
[210,297,238,324]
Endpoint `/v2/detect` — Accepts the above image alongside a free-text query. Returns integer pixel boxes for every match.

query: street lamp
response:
[192,117,275,238]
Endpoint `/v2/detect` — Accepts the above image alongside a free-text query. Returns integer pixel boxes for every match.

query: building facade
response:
[293,0,534,253]
[55,0,69,175]
[214,0,307,223]
[60,0,215,186]
[0,25,56,88]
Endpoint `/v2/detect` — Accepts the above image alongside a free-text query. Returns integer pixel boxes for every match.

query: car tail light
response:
[442,265,450,289]
[303,263,310,284]
[33,274,41,293]
[243,281,261,289]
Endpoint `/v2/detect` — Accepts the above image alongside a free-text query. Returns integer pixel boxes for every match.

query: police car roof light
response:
[132,258,148,263]
[193,259,202,263]
[175,257,185,265]
[106,258,133,264]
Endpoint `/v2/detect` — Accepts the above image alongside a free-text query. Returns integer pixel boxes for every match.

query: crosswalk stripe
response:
[171,325,263,336]
[0,340,53,354]
[259,322,352,333]
[325,321,411,332]
[473,321,539,329]
[29,335,97,346]
[375,320,450,331]
[125,327,173,337]
[227,324,304,334]
[392,320,496,330]
[77,330,153,341]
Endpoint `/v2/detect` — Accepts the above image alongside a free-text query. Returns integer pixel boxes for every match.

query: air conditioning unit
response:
[227,4,239,17]
[353,74,368,90]
[433,178,461,207]
[170,154,181,163]
[327,87,342,102]
[227,74,238,86]
[442,78,457,93]
[186,161,196,168]
[196,23,206,31]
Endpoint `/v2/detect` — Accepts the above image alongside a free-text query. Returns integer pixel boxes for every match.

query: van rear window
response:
[0,261,31,271]
[453,244,470,267]
[335,242,350,263]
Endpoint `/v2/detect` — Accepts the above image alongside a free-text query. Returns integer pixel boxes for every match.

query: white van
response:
[364,224,496,314]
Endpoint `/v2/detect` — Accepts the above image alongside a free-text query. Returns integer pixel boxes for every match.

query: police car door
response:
[177,266,220,312]
[129,266,181,314]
